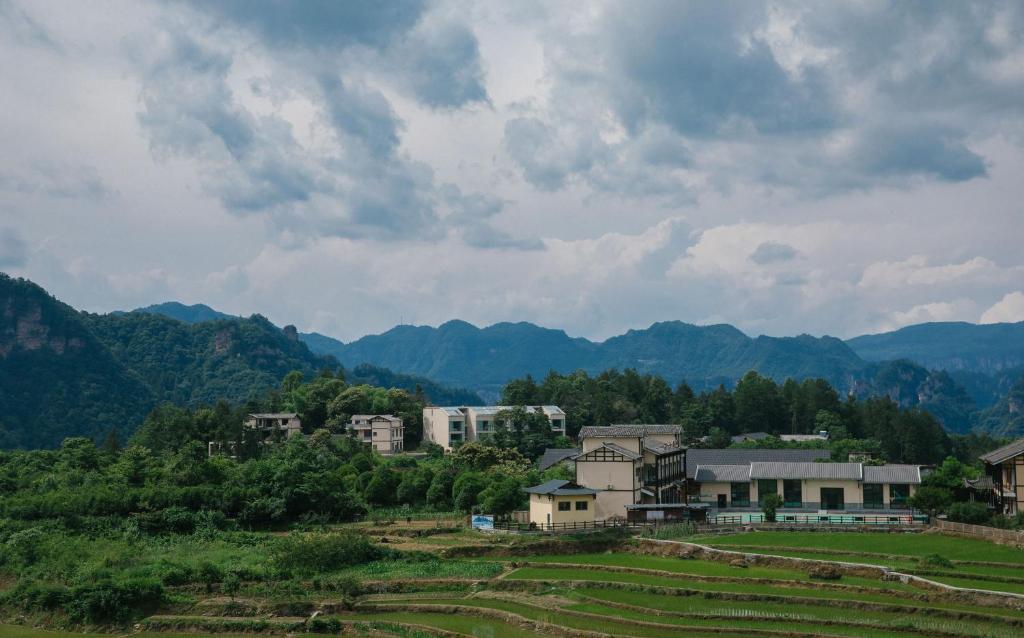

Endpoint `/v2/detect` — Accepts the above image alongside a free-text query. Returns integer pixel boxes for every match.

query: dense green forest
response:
[502,369,1005,466]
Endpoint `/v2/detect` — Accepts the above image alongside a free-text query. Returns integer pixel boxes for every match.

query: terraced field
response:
[7,530,1024,637]
[692,530,1024,594]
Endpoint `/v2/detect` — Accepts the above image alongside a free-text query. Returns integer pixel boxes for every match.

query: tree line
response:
[502,368,1008,465]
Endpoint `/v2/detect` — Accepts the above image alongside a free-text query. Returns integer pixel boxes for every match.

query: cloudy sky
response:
[2,1,1023,342]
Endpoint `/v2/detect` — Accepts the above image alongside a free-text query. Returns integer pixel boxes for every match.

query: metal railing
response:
[492,519,647,532]
[711,512,928,525]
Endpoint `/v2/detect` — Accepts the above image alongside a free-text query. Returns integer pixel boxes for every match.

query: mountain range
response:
[4,272,1024,446]
[0,275,479,448]
[130,303,1022,435]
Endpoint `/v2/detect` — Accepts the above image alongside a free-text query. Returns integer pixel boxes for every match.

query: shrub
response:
[761,493,783,522]
[307,616,343,633]
[808,565,842,580]
[946,501,990,525]
[3,578,164,624]
[272,532,386,576]
[921,553,953,569]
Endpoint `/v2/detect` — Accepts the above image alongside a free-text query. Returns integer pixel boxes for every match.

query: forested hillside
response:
[0,275,480,448]
[848,321,1024,374]
[0,275,154,448]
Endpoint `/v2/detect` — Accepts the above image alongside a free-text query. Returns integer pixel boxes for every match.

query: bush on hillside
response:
[272,532,387,576]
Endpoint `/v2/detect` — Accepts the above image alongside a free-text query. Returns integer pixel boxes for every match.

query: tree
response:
[363,467,401,507]
[478,476,525,515]
[761,493,783,522]
[909,486,953,518]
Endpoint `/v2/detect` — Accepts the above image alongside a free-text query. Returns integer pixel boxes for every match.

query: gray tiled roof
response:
[351,414,401,423]
[524,479,599,496]
[685,449,830,478]
[980,438,1024,465]
[694,464,751,482]
[644,442,685,455]
[863,464,921,484]
[750,461,862,480]
[579,424,681,438]
[249,412,298,419]
[538,448,581,471]
[574,442,642,461]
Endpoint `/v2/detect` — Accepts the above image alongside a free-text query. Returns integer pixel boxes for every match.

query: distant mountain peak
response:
[131,301,236,324]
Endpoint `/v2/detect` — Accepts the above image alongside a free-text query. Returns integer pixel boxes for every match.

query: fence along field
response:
[5,527,1024,638]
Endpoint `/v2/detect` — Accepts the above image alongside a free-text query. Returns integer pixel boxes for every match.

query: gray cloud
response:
[392,19,489,109]
[178,0,427,51]
[603,1,836,138]
[750,241,798,264]
[134,31,325,215]
[504,0,1021,200]
[0,228,27,268]
[0,162,110,200]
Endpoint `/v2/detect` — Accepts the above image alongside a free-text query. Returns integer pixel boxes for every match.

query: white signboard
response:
[471,515,494,530]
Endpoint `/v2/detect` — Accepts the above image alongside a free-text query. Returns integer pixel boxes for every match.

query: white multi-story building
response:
[350,414,404,455]
[422,405,566,450]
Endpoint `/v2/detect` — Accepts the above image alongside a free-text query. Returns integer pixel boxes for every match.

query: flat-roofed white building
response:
[350,414,404,455]
[422,405,566,450]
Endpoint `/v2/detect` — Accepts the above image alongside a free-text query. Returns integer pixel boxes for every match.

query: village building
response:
[981,438,1024,515]
[243,412,303,439]
[572,425,687,519]
[694,461,920,511]
[422,405,566,450]
[547,437,921,521]
[350,414,405,455]
[524,479,598,529]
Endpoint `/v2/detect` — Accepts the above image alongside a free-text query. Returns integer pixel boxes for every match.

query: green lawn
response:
[694,531,1024,564]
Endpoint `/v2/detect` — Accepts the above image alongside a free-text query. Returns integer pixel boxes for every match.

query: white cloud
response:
[981,292,1024,324]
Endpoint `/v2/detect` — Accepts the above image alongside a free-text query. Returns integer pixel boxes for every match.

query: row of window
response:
[727,481,911,507]
[557,500,589,511]
[456,418,564,432]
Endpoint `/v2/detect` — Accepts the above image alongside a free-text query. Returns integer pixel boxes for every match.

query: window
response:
[451,420,462,431]
[821,487,845,510]
[890,484,910,508]
[757,479,778,505]
[575,501,588,511]
[479,420,490,431]
[783,480,802,507]
[552,419,564,429]
[730,482,750,507]
[558,501,571,511]
[863,483,883,508]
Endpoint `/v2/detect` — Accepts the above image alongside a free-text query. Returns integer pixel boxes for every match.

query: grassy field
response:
[5,528,1024,637]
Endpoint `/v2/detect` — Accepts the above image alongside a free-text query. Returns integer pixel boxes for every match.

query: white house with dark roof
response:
[524,479,599,528]
[422,405,566,450]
